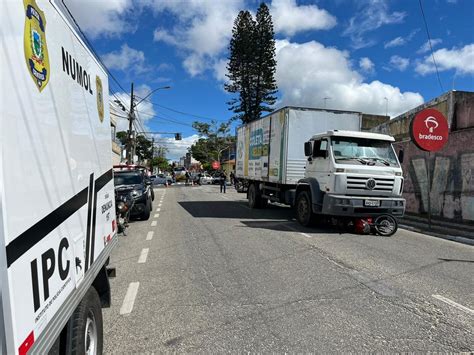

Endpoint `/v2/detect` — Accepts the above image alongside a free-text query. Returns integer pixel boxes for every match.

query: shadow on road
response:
[178,200,292,220]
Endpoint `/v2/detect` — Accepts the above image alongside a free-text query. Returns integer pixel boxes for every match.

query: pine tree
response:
[225,10,256,123]
[225,4,278,123]
[253,3,277,119]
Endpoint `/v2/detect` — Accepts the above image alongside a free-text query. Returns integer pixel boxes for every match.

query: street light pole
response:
[135,86,171,107]
[127,82,134,164]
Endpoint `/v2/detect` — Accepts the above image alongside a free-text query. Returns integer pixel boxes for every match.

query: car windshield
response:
[114,173,142,185]
[331,137,399,166]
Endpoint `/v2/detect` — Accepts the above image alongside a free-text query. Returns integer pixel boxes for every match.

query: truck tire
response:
[68,287,103,355]
[296,191,315,226]
[248,183,266,209]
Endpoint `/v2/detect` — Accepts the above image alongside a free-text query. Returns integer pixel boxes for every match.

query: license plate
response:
[364,199,380,207]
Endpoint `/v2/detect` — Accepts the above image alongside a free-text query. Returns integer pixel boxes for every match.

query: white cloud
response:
[343,0,406,49]
[384,36,405,48]
[417,38,443,54]
[384,29,419,48]
[275,39,423,117]
[62,0,135,38]
[416,44,474,75]
[389,55,410,71]
[270,0,336,36]
[153,134,199,161]
[102,44,148,73]
[150,0,243,77]
[213,59,229,82]
[359,57,375,73]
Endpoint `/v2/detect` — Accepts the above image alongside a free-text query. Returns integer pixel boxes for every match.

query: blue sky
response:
[65,0,474,160]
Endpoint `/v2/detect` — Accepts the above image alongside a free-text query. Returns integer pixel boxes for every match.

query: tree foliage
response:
[189,120,235,168]
[225,3,277,123]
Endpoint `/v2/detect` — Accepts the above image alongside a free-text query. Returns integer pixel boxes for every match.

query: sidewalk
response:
[399,213,474,246]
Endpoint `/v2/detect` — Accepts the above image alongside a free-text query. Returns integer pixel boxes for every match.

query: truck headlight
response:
[395,172,402,176]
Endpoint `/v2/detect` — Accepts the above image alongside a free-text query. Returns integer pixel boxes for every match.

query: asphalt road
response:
[103,184,473,353]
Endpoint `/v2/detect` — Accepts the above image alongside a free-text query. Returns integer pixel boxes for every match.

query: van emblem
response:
[96,76,104,122]
[23,0,50,91]
[366,178,376,190]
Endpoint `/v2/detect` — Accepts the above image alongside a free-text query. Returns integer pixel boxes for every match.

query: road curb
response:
[400,224,474,246]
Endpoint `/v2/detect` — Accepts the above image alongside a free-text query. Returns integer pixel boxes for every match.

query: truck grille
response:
[347,176,394,192]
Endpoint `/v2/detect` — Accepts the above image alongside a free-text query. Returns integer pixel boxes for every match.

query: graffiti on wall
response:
[408,152,474,221]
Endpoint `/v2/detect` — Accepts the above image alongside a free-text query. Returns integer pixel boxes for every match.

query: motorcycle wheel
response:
[373,215,398,237]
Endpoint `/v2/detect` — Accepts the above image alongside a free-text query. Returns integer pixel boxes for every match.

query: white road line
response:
[432,295,474,316]
[158,203,162,207]
[156,208,161,212]
[154,213,160,218]
[286,224,312,238]
[120,282,139,315]
[151,220,157,227]
[146,231,154,240]
[138,248,149,263]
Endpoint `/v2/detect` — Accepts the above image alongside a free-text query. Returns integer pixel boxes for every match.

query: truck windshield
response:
[331,137,399,167]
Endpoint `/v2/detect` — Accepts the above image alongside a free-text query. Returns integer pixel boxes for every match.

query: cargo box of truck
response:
[235,106,362,184]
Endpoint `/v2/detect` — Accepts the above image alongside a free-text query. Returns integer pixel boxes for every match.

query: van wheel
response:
[68,287,103,355]
[296,191,315,226]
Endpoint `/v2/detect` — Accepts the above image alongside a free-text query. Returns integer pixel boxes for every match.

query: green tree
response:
[150,156,169,171]
[116,131,128,145]
[135,135,153,161]
[189,120,235,168]
[225,3,277,123]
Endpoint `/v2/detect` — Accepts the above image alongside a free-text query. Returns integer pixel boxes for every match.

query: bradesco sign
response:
[410,108,449,152]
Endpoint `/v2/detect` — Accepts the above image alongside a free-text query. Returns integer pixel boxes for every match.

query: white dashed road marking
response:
[120,282,140,315]
[156,208,161,212]
[432,295,474,316]
[138,248,149,263]
[151,220,157,227]
[146,231,154,240]
[154,213,160,218]
[158,203,162,207]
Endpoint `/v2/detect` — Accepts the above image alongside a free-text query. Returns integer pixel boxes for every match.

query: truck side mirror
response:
[398,149,404,164]
[304,142,312,157]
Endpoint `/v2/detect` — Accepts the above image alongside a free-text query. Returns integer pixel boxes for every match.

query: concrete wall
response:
[371,91,474,224]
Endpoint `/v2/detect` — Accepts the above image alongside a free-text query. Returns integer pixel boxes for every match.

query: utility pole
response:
[127,83,134,163]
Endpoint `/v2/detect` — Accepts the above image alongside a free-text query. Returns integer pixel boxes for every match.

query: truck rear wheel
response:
[68,287,103,355]
[248,184,258,208]
[296,191,315,226]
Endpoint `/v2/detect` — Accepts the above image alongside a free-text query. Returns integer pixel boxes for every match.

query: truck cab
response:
[297,130,405,224]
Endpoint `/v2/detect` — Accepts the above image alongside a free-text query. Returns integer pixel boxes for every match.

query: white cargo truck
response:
[1,1,116,353]
[236,107,405,234]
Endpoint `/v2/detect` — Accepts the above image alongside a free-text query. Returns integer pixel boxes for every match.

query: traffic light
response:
[175,133,182,140]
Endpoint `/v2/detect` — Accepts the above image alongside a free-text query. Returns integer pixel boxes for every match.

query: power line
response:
[418,0,444,93]
[61,0,131,96]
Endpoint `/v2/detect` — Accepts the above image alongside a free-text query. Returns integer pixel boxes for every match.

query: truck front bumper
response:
[320,194,405,218]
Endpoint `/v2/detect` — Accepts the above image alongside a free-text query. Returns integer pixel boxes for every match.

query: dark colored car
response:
[114,171,153,220]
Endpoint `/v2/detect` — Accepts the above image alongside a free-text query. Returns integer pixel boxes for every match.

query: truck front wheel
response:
[68,286,103,355]
[296,191,315,226]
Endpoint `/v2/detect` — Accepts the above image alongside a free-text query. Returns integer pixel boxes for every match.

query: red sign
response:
[410,108,449,152]
[211,161,220,170]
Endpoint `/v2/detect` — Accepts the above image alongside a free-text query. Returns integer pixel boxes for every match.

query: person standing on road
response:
[185,171,190,186]
[230,171,235,185]
[219,170,226,193]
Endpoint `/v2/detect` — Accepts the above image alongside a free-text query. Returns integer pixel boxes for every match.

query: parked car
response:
[152,173,173,186]
[114,171,153,219]
[200,173,213,185]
